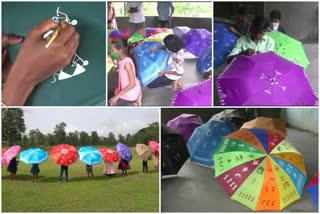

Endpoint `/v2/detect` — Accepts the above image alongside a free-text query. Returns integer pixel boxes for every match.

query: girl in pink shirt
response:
[109,38,142,106]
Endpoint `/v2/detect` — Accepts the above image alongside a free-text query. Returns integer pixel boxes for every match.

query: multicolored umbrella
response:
[183,29,212,57]
[172,79,213,106]
[307,172,318,208]
[213,128,307,211]
[50,144,78,166]
[99,148,120,163]
[216,52,318,106]
[214,22,238,68]
[145,32,170,42]
[161,124,189,176]
[136,144,153,161]
[19,148,48,164]
[241,117,287,137]
[197,46,212,74]
[173,26,191,38]
[187,120,237,167]
[138,27,164,38]
[2,145,20,166]
[127,32,145,45]
[116,143,132,162]
[149,141,159,154]
[134,41,170,87]
[166,113,203,142]
[266,31,310,69]
[79,146,102,165]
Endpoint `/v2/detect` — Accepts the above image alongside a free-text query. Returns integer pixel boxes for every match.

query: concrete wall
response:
[264,2,318,43]
[116,16,212,31]
[281,108,318,133]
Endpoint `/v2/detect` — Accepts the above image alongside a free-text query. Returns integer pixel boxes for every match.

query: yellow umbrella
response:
[136,144,153,161]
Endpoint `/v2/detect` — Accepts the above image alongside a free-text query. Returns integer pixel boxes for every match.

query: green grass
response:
[2,146,159,212]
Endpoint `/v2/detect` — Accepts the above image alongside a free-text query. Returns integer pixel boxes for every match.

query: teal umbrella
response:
[266,31,310,69]
[19,148,48,164]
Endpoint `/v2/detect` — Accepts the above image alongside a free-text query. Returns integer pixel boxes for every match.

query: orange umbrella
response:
[50,144,78,166]
[241,117,287,137]
[99,148,120,162]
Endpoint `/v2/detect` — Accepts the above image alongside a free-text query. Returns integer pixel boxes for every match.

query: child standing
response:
[150,34,185,91]
[109,37,142,106]
[104,160,116,176]
[86,164,94,180]
[142,160,148,173]
[59,165,69,183]
[108,2,117,29]
[30,164,40,183]
[7,157,18,181]
[118,158,131,175]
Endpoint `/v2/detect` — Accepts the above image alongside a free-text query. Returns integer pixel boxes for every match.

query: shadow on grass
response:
[2,174,46,181]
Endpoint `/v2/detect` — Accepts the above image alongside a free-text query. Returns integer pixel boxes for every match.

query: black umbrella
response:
[211,109,257,129]
[161,124,189,176]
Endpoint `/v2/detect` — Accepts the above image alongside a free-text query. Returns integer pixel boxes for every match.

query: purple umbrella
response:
[167,114,203,142]
[172,79,213,106]
[216,52,318,106]
[173,26,191,38]
[116,143,132,162]
[183,29,212,57]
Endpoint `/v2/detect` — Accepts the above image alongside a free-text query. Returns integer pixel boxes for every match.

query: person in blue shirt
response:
[86,164,94,180]
[157,2,175,28]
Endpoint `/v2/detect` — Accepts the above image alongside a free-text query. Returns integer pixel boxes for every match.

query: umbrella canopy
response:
[241,117,287,137]
[183,29,212,57]
[99,148,120,162]
[2,145,20,166]
[266,31,310,69]
[19,148,48,164]
[149,141,159,154]
[216,52,318,106]
[213,128,307,211]
[145,32,170,42]
[116,143,132,162]
[197,46,212,74]
[134,41,170,87]
[187,120,237,167]
[138,27,164,38]
[211,109,256,129]
[307,172,318,208]
[127,31,145,45]
[172,79,213,106]
[136,144,153,161]
[161,124,189,176]
[78,146,102,165]
[166,113,203,142]
[50,144,78,166]
[1,148,6,167]
[214,22,238,69]
[173,26,191,38]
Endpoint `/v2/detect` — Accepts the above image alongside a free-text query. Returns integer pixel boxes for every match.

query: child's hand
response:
[151,47,157,53]
[159,71,165,77]
[109,95,120,106]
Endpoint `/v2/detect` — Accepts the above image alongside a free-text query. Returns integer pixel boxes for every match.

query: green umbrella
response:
[267,31,310,69]
[127,32,145,45]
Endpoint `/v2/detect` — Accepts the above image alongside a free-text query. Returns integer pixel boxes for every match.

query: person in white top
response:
[150,34,185,91]
[127,2,145,35]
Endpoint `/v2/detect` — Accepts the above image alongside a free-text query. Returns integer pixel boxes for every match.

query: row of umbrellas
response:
[2,141,159,167]
[162,113,318,211]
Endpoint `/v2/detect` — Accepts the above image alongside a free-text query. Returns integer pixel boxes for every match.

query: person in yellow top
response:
[227,16,275,63]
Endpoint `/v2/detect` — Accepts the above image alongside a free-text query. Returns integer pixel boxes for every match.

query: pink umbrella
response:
[2,145,20,166]
[149,141,159,154]
[172,79,213,106]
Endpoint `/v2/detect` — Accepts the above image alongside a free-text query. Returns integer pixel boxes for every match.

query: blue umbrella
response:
[19,148,48,164]
[79,146,102,165]
[134,41,170,87]
[187,120,237,168]
[197,47,212,74]
[214,22,238,69]
[116,143,132,162]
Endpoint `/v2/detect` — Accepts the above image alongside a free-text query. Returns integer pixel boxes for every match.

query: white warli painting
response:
[46,7,89,83]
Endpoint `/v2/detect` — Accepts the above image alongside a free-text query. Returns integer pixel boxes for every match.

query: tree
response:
[53,122,67,144]
[22,135,28,145]
[45,133,56,146]
[67,132,79,146]
[118,134,125,144]
[131,122,159,145]
[106,132,117,146]
[28,129,45,146]
[79,131,89,146]
[90,131,100,145]
[2,108,26,146]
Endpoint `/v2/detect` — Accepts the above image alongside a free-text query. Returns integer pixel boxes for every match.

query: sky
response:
[23,108,159,137]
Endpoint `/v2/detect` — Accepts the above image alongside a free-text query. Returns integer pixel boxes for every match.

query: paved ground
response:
[161,127,318,212]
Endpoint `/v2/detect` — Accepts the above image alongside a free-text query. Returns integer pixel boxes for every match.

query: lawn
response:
[2,146,159,212]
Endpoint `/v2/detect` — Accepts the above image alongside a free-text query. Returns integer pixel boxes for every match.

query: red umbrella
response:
[99,148,120,162]
[149,141,159,154]
[50,144,78,166]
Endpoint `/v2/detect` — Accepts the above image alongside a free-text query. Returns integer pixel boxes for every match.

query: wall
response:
[281,108,318,133]
[116,16,212,31]
[264,2,318,43]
